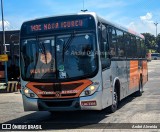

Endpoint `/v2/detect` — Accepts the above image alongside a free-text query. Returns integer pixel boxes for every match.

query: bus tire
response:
[109,88,118,113]
[136,78,143,96]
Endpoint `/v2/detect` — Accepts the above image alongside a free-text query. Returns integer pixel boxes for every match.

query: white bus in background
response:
[151,53,160,60]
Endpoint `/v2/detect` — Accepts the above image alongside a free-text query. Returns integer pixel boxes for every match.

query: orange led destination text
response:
[30,20,83,31]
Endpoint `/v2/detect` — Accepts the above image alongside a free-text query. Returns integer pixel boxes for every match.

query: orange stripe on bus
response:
[26,80,92,99]
[142,60,148,84]
[129,61,139,89]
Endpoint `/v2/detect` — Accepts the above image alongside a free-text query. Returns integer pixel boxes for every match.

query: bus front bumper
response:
[22,91,102,111]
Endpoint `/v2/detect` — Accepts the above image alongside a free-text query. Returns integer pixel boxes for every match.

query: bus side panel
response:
[129,60,139,92]
[101,69,112,109]
[142,60,148,85]
[110,60,128,101]
[117,60,128,100]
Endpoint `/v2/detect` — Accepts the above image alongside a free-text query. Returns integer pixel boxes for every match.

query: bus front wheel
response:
[109,89,118,113]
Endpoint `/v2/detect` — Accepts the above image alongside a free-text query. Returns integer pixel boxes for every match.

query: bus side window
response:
[116,29,125,57]
[125,33,132,58]
[99,24,110,69]
[131,36,137,58]
[109,27,117,58]
[136,37,141,58]
[141,39,146,58]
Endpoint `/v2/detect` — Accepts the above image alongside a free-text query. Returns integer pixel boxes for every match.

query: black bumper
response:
[38,98,81,111]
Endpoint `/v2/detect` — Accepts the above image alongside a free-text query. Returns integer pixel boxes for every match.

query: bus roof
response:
[21,12,144,39]
[79,12,144,39]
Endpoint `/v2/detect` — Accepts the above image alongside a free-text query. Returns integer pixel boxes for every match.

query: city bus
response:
[20,12,148,113]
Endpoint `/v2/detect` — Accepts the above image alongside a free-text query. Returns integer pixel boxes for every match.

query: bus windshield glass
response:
[21,33,97,81]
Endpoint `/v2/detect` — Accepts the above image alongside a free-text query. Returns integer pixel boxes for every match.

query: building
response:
[0,30,20,81]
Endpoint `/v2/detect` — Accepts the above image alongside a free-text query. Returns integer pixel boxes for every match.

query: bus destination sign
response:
[28,18,88,33]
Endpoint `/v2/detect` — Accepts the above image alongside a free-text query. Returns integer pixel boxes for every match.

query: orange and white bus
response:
[20,12,148,113]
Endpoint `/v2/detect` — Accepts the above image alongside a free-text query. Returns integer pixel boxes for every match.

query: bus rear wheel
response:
[137,79,143,96]
[135,78,143,96]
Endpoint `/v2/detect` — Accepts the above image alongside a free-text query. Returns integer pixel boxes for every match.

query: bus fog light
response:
[85,90,91,96]
[30,93,35,98]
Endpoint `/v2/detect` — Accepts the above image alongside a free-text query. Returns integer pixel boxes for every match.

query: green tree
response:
[141,33,156,50]
[156,33,160,52]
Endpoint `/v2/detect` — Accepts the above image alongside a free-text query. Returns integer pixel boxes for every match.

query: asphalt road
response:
[0,60,160,131]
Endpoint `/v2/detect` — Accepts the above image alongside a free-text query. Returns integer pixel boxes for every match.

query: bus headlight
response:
[23,88,38,98]
[80,82,100,97]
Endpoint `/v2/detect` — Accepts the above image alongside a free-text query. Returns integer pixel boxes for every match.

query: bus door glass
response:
[99,24,110,69]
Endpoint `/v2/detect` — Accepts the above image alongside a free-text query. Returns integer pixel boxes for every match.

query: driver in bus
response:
[39,50,53,64]
[26,49,56,78]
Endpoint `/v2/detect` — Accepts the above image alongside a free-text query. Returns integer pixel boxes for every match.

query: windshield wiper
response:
[62,33,75,61]
[39,42,47,64]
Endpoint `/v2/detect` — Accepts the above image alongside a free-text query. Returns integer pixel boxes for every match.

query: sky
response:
[0,0,160,36]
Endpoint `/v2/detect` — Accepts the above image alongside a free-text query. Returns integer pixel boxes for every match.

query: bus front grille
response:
[41,93,77,98]
[34,83,83,91]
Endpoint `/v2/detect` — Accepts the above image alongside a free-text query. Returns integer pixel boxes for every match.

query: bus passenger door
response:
[99,23,112,108]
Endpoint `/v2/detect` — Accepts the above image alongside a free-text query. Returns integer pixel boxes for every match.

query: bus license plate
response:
[81,101,97,106]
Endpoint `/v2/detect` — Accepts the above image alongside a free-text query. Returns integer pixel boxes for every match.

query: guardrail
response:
[7,81,18,92]
[0,81,19,93]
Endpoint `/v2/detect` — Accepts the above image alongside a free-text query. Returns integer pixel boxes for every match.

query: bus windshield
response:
[21,32,97,81]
